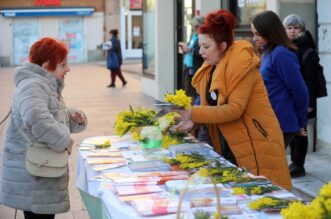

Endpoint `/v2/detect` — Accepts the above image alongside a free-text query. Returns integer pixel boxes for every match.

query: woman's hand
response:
[178,42,190,53]
[70,111,85,124]
[297,128,307,137]
[174,108,194,132]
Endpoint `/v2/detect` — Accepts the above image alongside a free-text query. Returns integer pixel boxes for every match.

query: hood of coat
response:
[293,30,316,49]
[192,40,260,97]
[14,63,64,94]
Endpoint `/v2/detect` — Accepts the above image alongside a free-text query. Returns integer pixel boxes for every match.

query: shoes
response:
[289,164,306,178]
[107,84,115,88]
[123,81,127,87]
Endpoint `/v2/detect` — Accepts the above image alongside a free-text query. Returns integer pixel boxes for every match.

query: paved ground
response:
[0,59,330,218]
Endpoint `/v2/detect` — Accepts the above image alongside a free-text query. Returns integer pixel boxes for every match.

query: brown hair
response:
[199,10,236,47]
[29,37,68,71]
[252,11,297,53]
[110,29,119,37]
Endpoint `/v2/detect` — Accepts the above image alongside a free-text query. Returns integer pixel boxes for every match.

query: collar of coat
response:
[192,40,260,99]
[15,62,64,95]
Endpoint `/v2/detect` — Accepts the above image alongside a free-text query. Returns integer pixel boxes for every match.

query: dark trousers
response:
[283,132,296,148]
[289,134,308,168]
[110,67,126,85]
[23,211,55,219]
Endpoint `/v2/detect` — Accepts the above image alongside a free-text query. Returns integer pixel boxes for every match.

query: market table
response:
[76,136,299,219]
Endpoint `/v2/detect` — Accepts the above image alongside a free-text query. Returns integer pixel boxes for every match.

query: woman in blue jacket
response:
[251,11,308,149]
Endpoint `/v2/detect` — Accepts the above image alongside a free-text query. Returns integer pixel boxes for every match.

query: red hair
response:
[199,10,236,47]
[29,37,68,71]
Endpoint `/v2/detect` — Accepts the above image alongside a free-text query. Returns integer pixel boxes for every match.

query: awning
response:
[0,7,95,17]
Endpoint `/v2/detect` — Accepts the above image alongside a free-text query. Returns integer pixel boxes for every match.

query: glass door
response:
[125,11,143,58]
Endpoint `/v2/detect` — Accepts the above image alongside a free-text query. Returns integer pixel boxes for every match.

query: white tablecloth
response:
[76,137,294,219]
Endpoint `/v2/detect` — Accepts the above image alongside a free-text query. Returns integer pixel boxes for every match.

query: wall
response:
[0,18,13,66]
[317,0,331,154]
[196,0,221,16]
[141,0,175,100]
[155,0,175,99]
[86,12,104,61]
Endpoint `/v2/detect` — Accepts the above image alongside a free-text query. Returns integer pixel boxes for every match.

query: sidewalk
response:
[290,150,331,201]
[95,58,142,75]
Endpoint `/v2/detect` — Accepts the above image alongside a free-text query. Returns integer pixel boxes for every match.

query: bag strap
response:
[18,128,34,147]
[301,48,315,64]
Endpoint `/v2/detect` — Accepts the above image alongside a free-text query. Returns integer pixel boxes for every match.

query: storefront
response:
[0,0,104,66]
[120,0,143,58]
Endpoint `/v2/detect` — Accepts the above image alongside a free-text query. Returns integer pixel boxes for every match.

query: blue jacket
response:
[260,45,308,133]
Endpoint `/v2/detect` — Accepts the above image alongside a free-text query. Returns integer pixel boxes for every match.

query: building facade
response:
[0,0,143,65]
[0,0,107,66]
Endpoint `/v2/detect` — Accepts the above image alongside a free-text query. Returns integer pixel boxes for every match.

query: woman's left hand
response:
[174,108,194,132]
[70,111,85,124]
[297,128,307,137]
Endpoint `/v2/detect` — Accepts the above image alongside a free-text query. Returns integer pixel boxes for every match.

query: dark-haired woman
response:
[251,11,308,149]
[1,37,87,219]
[173,10,292,190]
[107,29,127,88]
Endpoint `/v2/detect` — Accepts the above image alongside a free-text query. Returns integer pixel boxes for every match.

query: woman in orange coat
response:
[174,10,292,190]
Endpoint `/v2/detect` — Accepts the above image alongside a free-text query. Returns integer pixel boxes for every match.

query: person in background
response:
[172,9,292,190]
[0,37,87,219]
[251,11,308,148]
[178,16,204,103]
[283,14,325,178]
[107,29,127,88]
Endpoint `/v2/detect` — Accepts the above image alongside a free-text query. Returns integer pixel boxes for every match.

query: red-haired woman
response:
[1,37,87,219]
[173,10,292,190]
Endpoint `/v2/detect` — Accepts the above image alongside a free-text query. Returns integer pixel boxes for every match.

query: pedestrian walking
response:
[106,29,127,88]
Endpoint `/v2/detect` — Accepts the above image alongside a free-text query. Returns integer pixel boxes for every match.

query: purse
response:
[20,129,68,178]
[107,51,119,69]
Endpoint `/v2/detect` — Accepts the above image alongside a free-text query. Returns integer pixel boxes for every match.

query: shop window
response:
[230,0,266,40]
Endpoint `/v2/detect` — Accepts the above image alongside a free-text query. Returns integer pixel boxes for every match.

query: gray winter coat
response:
[0,63,87,214]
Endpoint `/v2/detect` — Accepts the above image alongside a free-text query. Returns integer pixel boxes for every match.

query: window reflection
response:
[237,0,266,25]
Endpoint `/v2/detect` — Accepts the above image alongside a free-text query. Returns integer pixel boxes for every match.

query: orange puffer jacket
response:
[191,40,292,191]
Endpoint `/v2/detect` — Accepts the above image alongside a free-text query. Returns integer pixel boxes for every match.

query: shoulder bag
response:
[20,129,68,178]
[107,51,119,69]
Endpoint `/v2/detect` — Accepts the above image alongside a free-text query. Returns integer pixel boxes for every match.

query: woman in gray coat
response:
[0,37,87,219]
